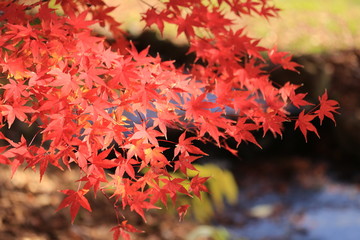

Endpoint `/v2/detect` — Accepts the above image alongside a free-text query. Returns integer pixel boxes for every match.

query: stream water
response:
[220,177,360,240]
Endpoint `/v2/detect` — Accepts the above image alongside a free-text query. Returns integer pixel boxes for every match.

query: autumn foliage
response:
[0,0,339,239]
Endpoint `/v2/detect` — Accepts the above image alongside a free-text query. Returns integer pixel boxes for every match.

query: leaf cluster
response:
[0,0,339,239]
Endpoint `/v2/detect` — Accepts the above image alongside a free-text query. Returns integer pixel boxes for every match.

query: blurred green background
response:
[105,0,360,54]
[248,0,360,53]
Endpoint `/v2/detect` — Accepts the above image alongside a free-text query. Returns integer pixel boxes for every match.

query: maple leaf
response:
[66,10,97,29]
[260,112,287,138]
[177,204,190,222]
[114,153,139,179]
[174,132,207,158]
[2,79,30,102]
[111,221,144,240]
[0,54,29,79]
[78,174,107,196]
[6,22,38,40]
[289,92,314,108]
[184,93,217,121]
[75,31,104,53]
[189,174,209,198]
[0,2,28,25]
[0,101,36,128]
[175,15,198,38]
[130,123,163,147]
[123,138,152,160]
[143,147,169,170]
[79,66,108,88]
[136,169,161,191]
[142,8,169,34]
[230,117,261,148]
[147,187,170,206]
[128,192,160,222]
[0,146,11,165]
[152,114,171,139]
[25,147,64,182]
[268,46,302,73]
[295,111,320,142]
[174,154,200,175]
[161,178,191,204]
[198,117,225,146]
[166,0,198,14]
[56,189,92,223]
[48,68,79,96]
[88,148,118,178]
[279,82,301,102]
[91,5,118,28]
[0,135,31,178]
[315,90,340,125]
[41,113,67,147]
[96,45,121,68]
[230,0,260,16]
[204,8,233,33]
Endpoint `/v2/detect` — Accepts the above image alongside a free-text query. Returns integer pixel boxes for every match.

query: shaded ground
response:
[0,166,199,240]
[0,166,113,240]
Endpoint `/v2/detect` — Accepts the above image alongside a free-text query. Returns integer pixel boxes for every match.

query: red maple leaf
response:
[56,188,92,223]
[114,153,138,179]
[184,93,217,121]
[295,111,320,142]
[231,117,261,147]
[268,46,302,73]
[174,154,200,175]
[1,79,30,102]
[128,192,160,222]
[177,204,190,222]
[260,112,287,138]
[290,92,314,108]
[175,14,199,38]
[0,101,36,128]
[88,148,118,178]
[143,147,169,170]
[66,10,97,29]
[130,123,163,147]
[142,8,170,34]
[161,178,191,203]
[147,186,170,206]
[78,174,107,196]
[111,220,144,240]
[0,54,28,79]
[174,132,207,158]
[279,82,301,102]
[90,5,118,28]
[0,135,31,177]
[315,90,340,125]
[260,5,281,20]
[48,68,79,96]
[189,174,209,198]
